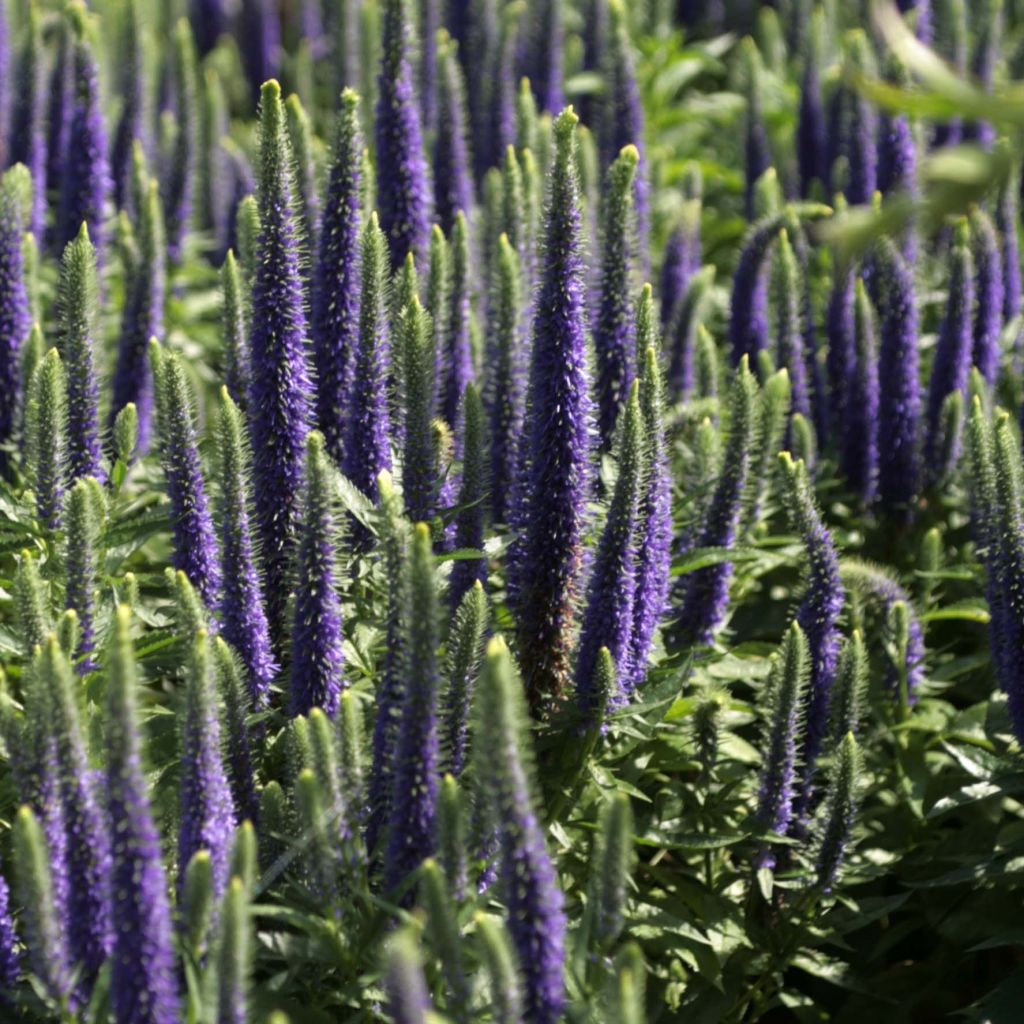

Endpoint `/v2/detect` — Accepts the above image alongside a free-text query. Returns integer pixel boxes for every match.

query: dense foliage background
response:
[0,0,1023,1022]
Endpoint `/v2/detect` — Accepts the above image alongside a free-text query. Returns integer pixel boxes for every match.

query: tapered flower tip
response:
[593,646,615,720]
[113,402,138,463]
[953,216,970,248]
[617,144,640,168]
[182,849,214,950]
[401,250,417,286]
[66,1,89,36]
[553,106,580,146]
[843,28,876,75]
[230,820,258,891]
[889,599,910,645]
[147,336,162,372]
[4,163,33,225]
[260,79,283,112]
[57,608,80,656]
[306,428,326,461]
[738,33,760,62]
[485,634,508,662]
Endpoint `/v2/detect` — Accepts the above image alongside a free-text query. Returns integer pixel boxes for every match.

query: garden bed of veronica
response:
[0,0,1023,1021]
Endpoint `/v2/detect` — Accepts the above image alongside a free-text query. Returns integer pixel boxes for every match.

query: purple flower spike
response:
[419,0,440,136]
[313,89,362,465]
[513,108,592,716]
[486,233,524,525]
[384,523,440,896]
[106,606,182,1024]
[45,15,73,201]
[0,166,32,469]
[448,384,489,610]
[754,623,808,871]
[453,0,491,164]
[660,172,702,329]
[375,0,431,265]
[40,636,113,981]
[830,32,878,205]
[670,358,758,648]
[869,235,920,515]
[969,205,1005,386]
[441,211,473,442]
[878,112,917,199]
[239,0,281,106]
[248,80,314,645]
[996,164,1022,322]
[528,0,565,115]
[729,213,787,366]
[111,173,165,455]
[576,383,644,721]
[967,406,1024,740]
[9,4,47,241]
[878,110,918,264]
[933,0,967,148]
[151,342,222,613]
[580,0,610,128]
[285,93,320,259]
[826,256,856,435]
[65,477,104,670]
[779,454,844,825]
[10,805,73,1008]
[842,560,924,702]
[594,146,638,453]
[342,213,392,516]
[0,1,10,169]
[475,637,566,1024]
[742,41,772,223]
[192,0,228,57]
[963,0,1000,150]
[216,388,276,710]
[365,476,407,860]
[0,866,19,988]
[178,630,236,904]
[842,279,880,503]
[110,0,146,213]
[290,432,346,719]
[602,2,649,266]
[798,13,828,197]
[485,4,521,177]
[925,220,973,474]
[163,20,198,264]
[628,305,673,693]
[771,228,810,420]
[58,225,104,483]
[56,11,111,262]
[434,35,474,238]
